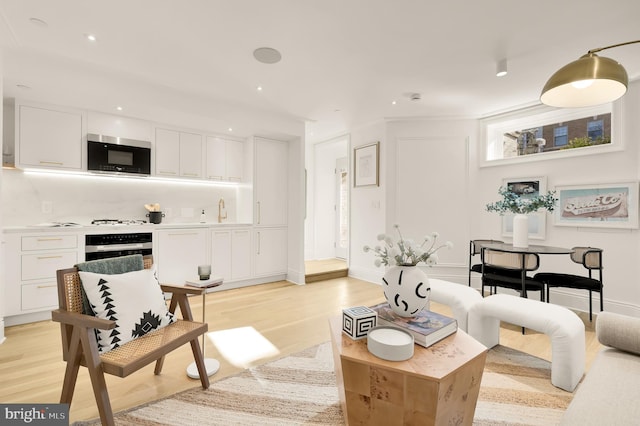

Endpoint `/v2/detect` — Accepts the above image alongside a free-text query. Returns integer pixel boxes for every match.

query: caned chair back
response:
[482,248,540,272]
[56,255,154,360]
[569,247,603,270]
[470,239,503,256]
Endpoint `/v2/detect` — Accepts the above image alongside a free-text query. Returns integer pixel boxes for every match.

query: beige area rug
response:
[74,343,573,426]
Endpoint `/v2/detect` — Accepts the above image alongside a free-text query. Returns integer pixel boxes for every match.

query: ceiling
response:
[1,0,639,142]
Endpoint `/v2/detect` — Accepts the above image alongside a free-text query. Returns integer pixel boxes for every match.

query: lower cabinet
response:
[3,232,81,318]
[2,225,288,327]
[211,228,252,282]
[254,227,288,277]
[156,228,208,284]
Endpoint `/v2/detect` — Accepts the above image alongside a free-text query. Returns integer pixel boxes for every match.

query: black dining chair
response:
[468,239,503,286]
[481,247,545,301]
[535,247,603,321]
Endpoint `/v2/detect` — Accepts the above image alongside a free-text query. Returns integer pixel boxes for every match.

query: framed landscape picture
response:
[354,142,379,187]
[554,182,639,228]
[501,176,547,240]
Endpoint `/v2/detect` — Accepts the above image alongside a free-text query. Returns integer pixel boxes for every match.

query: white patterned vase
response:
[512,213,529,248]
[382,265,430,317]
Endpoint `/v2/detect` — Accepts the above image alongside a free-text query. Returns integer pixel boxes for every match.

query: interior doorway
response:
[304,135,349,283]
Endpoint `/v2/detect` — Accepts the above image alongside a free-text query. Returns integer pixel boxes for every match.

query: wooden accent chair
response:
[52,255,210,426]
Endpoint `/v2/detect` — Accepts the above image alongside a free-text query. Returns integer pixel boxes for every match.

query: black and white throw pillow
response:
[79,265,175,353]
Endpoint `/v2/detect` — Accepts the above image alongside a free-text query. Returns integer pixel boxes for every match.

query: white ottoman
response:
[468,293,585,392]
[429,278,483,332]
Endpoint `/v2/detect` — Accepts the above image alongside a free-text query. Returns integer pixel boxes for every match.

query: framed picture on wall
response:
[501,176,548,240]
[354,142,379,187]
[554,182,639,229]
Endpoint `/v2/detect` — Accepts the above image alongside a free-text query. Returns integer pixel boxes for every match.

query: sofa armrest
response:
[596,311,640,355]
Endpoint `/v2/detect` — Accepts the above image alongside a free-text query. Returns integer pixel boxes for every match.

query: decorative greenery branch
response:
[486,186,558,215]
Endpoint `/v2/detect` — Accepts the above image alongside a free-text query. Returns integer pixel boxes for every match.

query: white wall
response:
[472,81,640,316]
[287,134,307,285]
[348,121,387,282]
[348,81,640,317]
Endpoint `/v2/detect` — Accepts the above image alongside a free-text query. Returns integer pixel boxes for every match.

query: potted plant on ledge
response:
[486,186,558,248]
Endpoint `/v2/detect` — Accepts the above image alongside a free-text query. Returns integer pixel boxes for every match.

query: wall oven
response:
[85,232,153,261]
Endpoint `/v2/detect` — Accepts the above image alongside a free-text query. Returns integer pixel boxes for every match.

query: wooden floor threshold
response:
[305,268,348,283]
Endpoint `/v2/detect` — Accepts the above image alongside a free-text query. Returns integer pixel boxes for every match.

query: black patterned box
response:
[342,306,377,340]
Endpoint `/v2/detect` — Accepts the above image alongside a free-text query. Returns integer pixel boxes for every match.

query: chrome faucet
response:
[218,198,227,223]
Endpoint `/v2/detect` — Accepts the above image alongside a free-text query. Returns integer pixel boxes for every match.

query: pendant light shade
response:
[540,40,640,108]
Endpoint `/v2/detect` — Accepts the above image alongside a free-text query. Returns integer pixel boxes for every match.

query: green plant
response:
[562,136,612,150]
[363,225,453,267]
[486,186,557,215]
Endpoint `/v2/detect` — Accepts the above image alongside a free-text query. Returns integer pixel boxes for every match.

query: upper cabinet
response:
[15,103,85,171]
[155,128,180,176]
[205,136,244,182]
[179,132,203,178]
[155,128,203,178]
[254,137,288,226]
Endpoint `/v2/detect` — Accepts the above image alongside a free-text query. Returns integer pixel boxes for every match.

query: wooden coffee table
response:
[329,316,487,426]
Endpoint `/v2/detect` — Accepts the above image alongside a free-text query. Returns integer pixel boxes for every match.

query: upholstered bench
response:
[429,278,483,332]
[468,293,585,392]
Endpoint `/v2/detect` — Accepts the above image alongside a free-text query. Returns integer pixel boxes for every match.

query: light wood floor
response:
[0,276,602,423]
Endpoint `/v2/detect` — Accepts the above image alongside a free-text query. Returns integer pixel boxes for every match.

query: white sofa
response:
[560,311,640,424]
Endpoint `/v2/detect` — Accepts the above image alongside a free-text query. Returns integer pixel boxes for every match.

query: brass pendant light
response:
[540,40,640,108]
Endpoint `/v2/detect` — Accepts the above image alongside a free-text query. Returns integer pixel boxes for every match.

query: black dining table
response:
[479,242,574,298]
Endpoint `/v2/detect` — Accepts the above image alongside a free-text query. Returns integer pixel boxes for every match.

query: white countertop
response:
[3,222,253,234]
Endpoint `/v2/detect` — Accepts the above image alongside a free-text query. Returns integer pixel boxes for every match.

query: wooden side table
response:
[329,316,487,426]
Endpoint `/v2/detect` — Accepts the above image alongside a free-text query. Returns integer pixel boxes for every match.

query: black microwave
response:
[87,134,151,175]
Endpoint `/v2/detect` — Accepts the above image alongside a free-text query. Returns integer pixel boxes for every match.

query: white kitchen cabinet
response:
[226,139,244,181]
[179,132,203,178]
[3,232,81,319]
[155,128,203,178]
[211,228,251,282]
[254,138,288,226]
[254,227,287,277]
[155,128,180,176]
[16,104,84,171]
[205,136,244,182]
[156,228,208,285]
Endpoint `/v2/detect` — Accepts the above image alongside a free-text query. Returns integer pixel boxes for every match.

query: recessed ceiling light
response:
[16,84,31,90]
[86,34,97,42]
[116,106,123,111]
[29,17,48,27]
[253,47,282,64]
[391,100,397,105]
[257,85,263,91]
[228,127,233,132]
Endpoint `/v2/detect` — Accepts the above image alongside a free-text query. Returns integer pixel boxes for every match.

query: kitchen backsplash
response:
[1,168,249,226]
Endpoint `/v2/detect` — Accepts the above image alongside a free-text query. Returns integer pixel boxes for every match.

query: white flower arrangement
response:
[363,225,453,267]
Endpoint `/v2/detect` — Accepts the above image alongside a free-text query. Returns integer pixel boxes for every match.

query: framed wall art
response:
[354,142,379,187]
[501,176,548,240]
[554,182,639,229]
